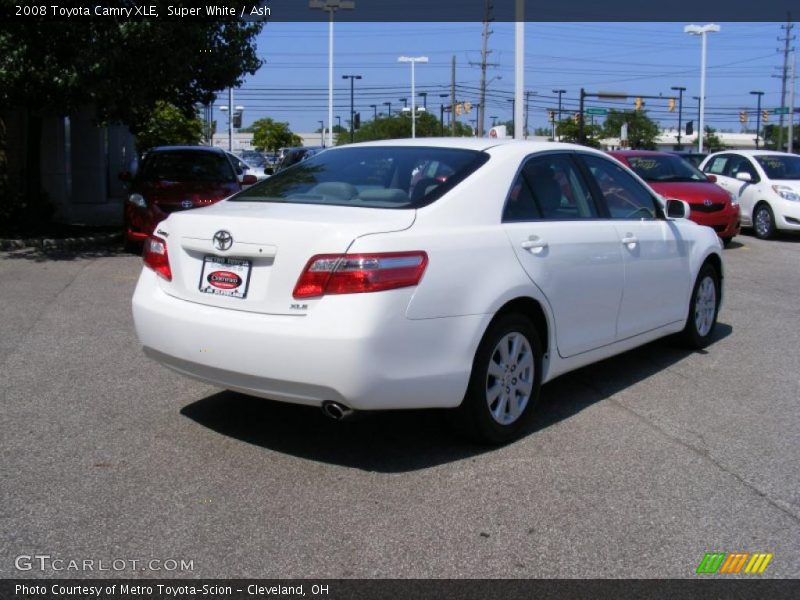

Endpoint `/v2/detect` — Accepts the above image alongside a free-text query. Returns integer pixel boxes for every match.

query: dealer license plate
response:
[199,256,252,299]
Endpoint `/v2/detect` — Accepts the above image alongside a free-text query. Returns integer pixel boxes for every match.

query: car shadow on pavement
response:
[180,323,732,473]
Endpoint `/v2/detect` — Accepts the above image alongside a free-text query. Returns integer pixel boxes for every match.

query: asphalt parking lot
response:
[1,233,799,579]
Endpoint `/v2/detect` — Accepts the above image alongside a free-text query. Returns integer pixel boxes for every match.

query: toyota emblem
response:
[181,200,193,209]
[212,230,233,251]
[703,199,713,207]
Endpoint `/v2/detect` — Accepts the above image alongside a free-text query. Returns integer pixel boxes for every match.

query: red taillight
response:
[293,252,428,299]
[143,235,172,281]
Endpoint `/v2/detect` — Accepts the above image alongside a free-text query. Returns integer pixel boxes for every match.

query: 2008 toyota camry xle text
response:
[132,139,723,444]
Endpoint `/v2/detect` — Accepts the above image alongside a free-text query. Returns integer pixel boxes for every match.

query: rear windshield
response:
[625,154,706,183]
[140,151,237,183]
[231,146,489,208]
[755,155,800,180]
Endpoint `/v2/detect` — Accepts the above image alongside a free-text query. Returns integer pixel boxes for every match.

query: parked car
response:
[276,146,324,172]
[123,146,255,248]
[225,151,269,184]
[669,150,707,168]
[132,140,723,444]
[609,150,740,246]
[700,150,800,239]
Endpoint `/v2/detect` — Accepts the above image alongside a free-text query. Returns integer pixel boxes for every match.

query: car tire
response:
[721,236,733,248]
[680,262,720,349]
[452,314,543,445]
[753,202,776,240]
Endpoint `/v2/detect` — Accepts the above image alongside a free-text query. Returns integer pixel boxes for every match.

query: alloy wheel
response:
[485,332,534,426]
[694,276,717,337]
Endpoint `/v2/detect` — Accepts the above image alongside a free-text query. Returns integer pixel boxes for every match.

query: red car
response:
[609,150,740,247]
[122,146,256,247]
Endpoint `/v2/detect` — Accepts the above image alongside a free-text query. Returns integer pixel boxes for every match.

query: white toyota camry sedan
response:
[133,139,724,444]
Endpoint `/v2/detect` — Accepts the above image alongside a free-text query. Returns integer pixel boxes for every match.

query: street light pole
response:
[685,23,720,153]
[553,89,566,141]
[398,56,429,138]
[370,104,377,119]
[342,74,362,143]
[750,90,764,149]
[439,93,449,135]
[384,101,392,117]
[671,86,686,149]
[318,120,325,147]
[507,98,515,136]
[228,88,233,151]
[309,0,355,148]
[419,92,427,109]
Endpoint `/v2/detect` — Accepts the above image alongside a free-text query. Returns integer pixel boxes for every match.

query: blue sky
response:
[214,21,793,134]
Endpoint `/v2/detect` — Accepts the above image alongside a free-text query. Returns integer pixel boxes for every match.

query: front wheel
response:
[680,263,720,349]
[452,314,543,445]
[753,203,776,240]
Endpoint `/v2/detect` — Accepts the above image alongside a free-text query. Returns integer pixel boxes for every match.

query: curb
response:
[0,232,122,252]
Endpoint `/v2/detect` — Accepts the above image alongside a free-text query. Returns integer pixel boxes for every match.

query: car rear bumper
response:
[132,269,488,411]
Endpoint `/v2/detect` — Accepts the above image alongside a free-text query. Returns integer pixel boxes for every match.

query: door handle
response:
[521,236,548,252]
[621,234,638,247]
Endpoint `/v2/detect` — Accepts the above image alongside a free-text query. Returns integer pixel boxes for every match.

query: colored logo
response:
[207,271,241,290]
[696,552,773,574]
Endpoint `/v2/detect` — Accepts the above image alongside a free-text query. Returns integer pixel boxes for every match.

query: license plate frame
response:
[198,256,252,299]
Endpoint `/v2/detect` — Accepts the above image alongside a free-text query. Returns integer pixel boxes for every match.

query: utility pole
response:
[789,51,796,153]
[671,86,686,149]
[524,91,531,139]
[473,0,497,138]
[776,16,795,151]
[228,88,233,151]
[451,55,457,136]
[553,89,566,141]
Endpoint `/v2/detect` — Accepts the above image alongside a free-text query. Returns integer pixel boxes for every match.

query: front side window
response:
[140,151,237,183]
[755,155,800,180]
[581,154,657,220]
[233,146,488,209]
[724,155,759,181]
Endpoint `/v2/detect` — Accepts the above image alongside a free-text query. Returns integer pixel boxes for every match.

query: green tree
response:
[0,1,264,222]
[132,102,204,154]
[703,126,727,153]
[601,109,660,149]
[555,118,602,148]
[251,118,302,152]
[338,113,472,144]
[762,124,800,151]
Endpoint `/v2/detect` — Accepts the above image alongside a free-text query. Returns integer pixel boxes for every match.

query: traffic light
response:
[455,103,463,116]
[686,120,694,136]
[668,98,676,112]
[548,110,556,123]
[573,113,581,124]
[739,111,747,124]
[232,109,242,129]
[464,101,473,114]
[762,110,769,122]
[353,112,361,130]
[634,97,644,111]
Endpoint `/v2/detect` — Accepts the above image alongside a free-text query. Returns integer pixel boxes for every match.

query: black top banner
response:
[2,579,800,600]
[2,0,798,22]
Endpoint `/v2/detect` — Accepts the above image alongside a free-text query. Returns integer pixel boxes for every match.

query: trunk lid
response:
[156,200,415,315]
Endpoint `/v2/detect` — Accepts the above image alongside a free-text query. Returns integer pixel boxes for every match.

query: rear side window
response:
[140,151,237,183]
[504,154,596,221]
[233,146,489,209]
[704,155,731,175]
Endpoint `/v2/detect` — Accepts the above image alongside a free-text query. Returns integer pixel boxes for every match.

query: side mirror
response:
[735,171,752,182]
[118,171,132,182]
[666,198,691,219]
[705,174,717,183]
[241,174,258,186]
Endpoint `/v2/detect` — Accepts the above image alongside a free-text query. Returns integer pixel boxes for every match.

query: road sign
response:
[586,107,608,116]
[774,107,790,115]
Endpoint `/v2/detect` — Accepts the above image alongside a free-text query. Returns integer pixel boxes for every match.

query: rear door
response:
[502,152,625,358]
[578,154,691,339]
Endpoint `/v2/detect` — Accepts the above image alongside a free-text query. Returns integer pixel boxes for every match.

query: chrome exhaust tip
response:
[321,400,354,421]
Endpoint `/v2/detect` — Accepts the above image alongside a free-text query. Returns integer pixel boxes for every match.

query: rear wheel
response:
[680,263,720,349]
[452,314,543,445]
[753,202,776,240]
